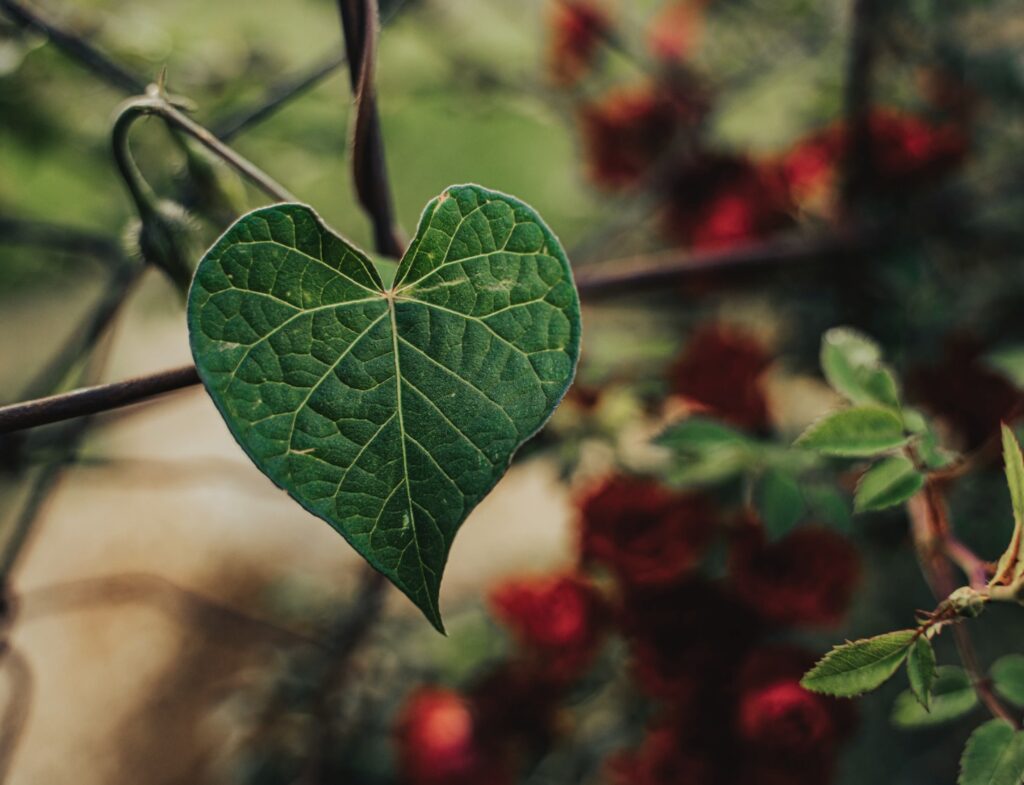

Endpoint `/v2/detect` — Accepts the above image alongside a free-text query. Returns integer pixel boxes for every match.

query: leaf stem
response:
[114,90,296,205]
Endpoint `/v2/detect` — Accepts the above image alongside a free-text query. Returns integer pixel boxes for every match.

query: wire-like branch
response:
[0,365,199,435]
[338,0,403,257]
[211,51,346,142]
[0,0,146,93]
[0,215,125,263]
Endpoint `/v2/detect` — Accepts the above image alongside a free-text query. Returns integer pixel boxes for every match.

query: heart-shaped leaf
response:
[187,185,581,631]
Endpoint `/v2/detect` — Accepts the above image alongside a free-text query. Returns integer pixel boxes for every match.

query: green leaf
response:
[796,406,908,457]
[906,635,938,711]
[893,666,977,728]
[959,719,1024,785]
[801,629,916,697]
[854,455,924,513]
[993,655,1024,708]
[657,417,754,486]
[803,484,853,533]
[992,424,1024,587]
[757,469,805,540]
[820,327,901,408]
[187,185,581,631]
[986,346,1024,389]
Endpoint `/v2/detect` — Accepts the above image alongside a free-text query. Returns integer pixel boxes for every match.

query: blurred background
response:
[3,0,1024,782]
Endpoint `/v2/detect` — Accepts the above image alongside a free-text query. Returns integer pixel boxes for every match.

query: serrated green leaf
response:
[854,455,924,513]
[959,719,1024,785]
[187,185,581,631]
[992,425,1024,587]
[757,469,805,540]
[993,655,1024,708]
[796,406,908,457]
[894,666,977,728]
[820,327,901,408]
[801,629,916,697]
[906,635,938,711]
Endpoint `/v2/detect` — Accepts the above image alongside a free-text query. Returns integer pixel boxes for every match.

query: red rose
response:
[669,322,773,431]
[781,108,968,210]
[729,524,860,628]
[489,573,606,680]
[619,578,762,703]
[734,646,856,780]
[607,723,712,785]
[908,335,1020,451]
[548,1,611,86]
[579,83,706,189]
[578,476,718,588]
[660,153,795,250]
[396,687,502,785]
[647,1,706,61]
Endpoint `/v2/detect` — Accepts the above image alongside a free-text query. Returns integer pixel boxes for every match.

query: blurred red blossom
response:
[669,322,773,431]
[548,0,612,86]
[395,687,500,785]
[909,336,1021,451]
[578,475,718,587]
[607,722,712,785]
[782,108,968,210]
[729,524,860,628]
[660,153,795,249]
[489,573,607,679]
[647,0,706,61]
[578,83,706,189]
[619,578,762,701]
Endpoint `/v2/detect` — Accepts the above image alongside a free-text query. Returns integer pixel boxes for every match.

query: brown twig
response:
[0,365,199,435]
[907,484,1018,727]
[338,0,403,258]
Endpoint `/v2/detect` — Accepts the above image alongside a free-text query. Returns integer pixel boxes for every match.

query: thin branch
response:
[0,215,125,264]
[115,91,296,204]
[211,51,346,142]
[841,0,879,210]
[907,484,1018,727]
[0,365,199,435]
[338,0,403,257]
[0,0,146,93]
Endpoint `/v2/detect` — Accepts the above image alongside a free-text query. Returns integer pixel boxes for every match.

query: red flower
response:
[729,524,860,628]
[619,578,762,703]
[781,108,968,209]
[607,723,712,785]
[908,336,1020,451]
[660,153,795,250]
[669,322,773,431]
[489,574,606,680]
[647,1,706,61]
[578,476,718,588]
[396,687,502,785]
[733,646,856,781]
[579,83,706,189]
[548,1,611,86]
[468,662,562,751]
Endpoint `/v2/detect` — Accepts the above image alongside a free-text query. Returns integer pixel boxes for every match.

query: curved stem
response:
[114,91,296,206]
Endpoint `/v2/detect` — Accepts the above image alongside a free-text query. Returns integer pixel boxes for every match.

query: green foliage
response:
[992,424,1024,586]
[893,666,978,728]
[906,634,938,710]
[820,327,901,409]
[854,455,924,513]
[796,406,908,457]
[959,719,1024,785]
[657,418,755,486]
[800,629,916,697]
[187,185,581,630]
[992,655,1024,708]
[757,468,805,540]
